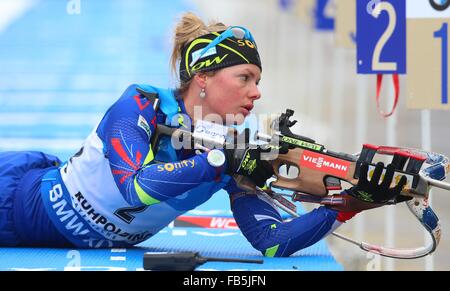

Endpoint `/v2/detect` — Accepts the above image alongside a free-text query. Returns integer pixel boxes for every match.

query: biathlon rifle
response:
[153,109,450,259]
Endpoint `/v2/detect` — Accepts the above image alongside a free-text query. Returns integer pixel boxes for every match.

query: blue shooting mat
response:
[0,0,343,271]
[0,191,342,271]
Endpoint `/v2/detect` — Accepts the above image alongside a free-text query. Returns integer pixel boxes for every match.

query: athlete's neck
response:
[182,87,216,124]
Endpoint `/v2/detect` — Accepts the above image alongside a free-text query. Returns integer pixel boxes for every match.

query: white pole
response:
[384,77,397,271]
[354,74,368,243]
[276,3,290,113]
[330,47,345,151]
[310,32,325,132]
[421,109,434,271]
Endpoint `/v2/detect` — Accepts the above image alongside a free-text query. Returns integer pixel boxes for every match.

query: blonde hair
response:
[171,12,227,95]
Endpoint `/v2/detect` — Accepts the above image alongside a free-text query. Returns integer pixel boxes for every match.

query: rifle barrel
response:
[426,176,450,191]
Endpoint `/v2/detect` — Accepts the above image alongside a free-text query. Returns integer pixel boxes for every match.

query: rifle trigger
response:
[325,177,342,191]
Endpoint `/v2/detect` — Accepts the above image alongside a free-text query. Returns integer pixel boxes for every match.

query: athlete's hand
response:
[349,162,408,204]
[223,129,288,188]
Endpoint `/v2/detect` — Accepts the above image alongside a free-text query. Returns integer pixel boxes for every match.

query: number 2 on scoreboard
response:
[371,1,397,71]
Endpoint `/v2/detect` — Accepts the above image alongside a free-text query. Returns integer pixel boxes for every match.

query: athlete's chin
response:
[234,115,245,125]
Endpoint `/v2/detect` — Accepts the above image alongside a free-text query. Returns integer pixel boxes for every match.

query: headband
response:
[179,29,262,82]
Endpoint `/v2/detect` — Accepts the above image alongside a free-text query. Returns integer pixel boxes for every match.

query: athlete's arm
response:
[97,85,222,206]
[225,180,356,257]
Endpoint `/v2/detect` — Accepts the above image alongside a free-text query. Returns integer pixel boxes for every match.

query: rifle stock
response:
[270,147,430,198]
[271,147,358,196]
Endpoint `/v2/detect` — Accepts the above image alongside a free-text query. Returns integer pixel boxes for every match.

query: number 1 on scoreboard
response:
[434,22,448,104]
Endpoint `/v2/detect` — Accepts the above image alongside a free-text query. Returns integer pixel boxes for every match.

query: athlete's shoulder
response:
[96,84,161,140]
[113,84,159,116]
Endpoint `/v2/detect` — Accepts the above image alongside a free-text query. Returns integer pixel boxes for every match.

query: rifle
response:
[153,109,450,259]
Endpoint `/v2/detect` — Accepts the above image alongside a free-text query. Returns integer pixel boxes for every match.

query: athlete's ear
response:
[193,73,208,88]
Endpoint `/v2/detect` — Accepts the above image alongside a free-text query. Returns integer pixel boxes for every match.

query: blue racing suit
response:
[0,84,354,256]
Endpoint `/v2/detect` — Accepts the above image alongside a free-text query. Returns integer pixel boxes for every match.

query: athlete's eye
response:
[240,75,249,82]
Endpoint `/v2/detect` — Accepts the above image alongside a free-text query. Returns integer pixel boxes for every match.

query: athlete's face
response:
[204,64,261,125]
